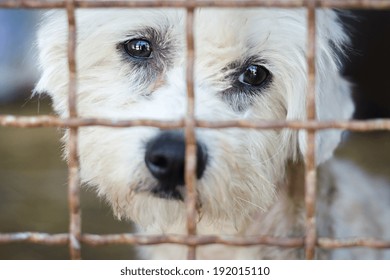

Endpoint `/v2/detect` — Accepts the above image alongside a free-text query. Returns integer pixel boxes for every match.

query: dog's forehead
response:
[72,8,305,51]
[193,9,307,64]
[195,9,300,46]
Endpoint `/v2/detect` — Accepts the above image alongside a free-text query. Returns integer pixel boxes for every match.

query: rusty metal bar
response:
[83,234,304,247]
[0,233,69,245]
[304,0,317,260]
[2,115,390,131]
[1,0,390,9]
[184,4,198,260]
[304,4,318,259]
[318,238,390,249]
[0,115,185,129]
[197,119,390,131]
[0,232,304,247]
[65,0,82,260]
[2,232,390,250]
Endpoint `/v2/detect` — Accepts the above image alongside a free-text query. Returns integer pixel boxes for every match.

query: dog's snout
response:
[145,131,207,198]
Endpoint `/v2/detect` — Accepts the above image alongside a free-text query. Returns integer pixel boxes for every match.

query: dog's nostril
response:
[150,154,169,169]
[146,152,174,182]
[145,132,185,185]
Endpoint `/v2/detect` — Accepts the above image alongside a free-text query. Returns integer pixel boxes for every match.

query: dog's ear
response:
[297,75,354,165]
[297,11,354,165]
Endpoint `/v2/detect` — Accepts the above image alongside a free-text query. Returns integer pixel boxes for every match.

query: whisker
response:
[236,196,266,212]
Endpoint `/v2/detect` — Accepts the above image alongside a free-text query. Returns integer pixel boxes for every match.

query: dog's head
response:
[35,8,353,231]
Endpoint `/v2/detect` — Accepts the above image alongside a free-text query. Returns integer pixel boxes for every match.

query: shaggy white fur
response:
[36,8,357,259]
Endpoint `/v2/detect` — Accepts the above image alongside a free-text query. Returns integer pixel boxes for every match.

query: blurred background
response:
[0,9,389,259]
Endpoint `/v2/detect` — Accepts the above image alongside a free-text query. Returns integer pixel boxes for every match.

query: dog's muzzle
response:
[144,130,208,200]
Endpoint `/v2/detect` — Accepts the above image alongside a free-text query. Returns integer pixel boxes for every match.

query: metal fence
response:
[1,0,390,260]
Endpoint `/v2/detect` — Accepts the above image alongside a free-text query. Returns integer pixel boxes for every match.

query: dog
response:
[35,7,365,259]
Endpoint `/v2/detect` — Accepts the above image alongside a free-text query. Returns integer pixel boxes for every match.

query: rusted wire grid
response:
[65,0,82,260]
[2,0,390,9]
[1,0,390,260]
[2,233,390,250]
[304,0,317,260]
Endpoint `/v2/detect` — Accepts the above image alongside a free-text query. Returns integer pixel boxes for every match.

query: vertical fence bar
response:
[304,0,317,260]
[66,0,82,260]
[185,4,198,260]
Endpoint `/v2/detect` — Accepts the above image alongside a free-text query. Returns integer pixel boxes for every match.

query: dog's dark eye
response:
[124,39,152,58]
[239,65,269,86]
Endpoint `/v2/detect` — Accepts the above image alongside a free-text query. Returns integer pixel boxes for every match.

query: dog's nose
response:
[145,131,207,196]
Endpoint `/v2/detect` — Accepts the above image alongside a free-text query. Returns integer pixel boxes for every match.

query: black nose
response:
[145,130,207,198]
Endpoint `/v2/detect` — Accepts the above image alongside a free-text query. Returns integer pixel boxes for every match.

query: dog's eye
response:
[124,39,152,58]
[238,65,269,86]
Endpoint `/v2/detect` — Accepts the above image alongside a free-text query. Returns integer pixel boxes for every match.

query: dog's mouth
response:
[150,183,185,201]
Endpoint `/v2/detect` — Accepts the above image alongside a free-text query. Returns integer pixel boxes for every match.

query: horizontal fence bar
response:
[2,232,390,249]
[82,234,304,247]
[318,238,390,249]
[0,115,184,129]
[0,233,69,245]
[1,115,390,131]
[1,0,390,9]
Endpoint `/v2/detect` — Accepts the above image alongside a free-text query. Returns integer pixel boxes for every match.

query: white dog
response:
[35,7,367,259]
